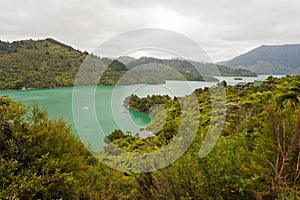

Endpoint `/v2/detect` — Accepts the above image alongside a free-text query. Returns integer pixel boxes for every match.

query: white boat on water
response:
[123,109,128,113]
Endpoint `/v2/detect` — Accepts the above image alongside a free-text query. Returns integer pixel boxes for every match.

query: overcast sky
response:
[0,0,299,62]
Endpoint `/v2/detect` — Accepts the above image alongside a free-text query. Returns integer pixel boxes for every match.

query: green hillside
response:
[102,75,300,199]
[0,38,88,89]
[2,75,300,199]
[0,38,256,90]
[0,38,134,89]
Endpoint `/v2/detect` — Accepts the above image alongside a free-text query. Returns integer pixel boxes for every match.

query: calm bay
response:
[0,75,282,150]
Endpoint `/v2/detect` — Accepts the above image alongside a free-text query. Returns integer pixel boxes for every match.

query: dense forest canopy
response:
[1,75,300,199]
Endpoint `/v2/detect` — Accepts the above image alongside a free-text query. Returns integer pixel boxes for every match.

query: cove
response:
[0,76,281,150]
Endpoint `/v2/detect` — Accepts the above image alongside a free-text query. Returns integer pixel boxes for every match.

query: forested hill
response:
[122,56,257,77]
[219,44,300,74]
[0,38,256,90]
[0,38,143,89]
[0,38,88,89]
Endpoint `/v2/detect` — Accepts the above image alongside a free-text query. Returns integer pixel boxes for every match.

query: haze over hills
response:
[117,56,256,77]
[219,44,300,74]
[117,56,137,65]
[0,38,256,89]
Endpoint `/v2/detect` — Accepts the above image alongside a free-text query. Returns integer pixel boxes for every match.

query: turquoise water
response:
[0,80,215,150]
[0,75,282,150]
[0,86,152,150]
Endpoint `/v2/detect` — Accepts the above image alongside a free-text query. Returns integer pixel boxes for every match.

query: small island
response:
[234,77,243,80]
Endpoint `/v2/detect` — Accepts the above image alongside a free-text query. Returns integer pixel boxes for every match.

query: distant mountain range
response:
[0,38,256,89]
[219,44,300,74]
[116,56,256,77]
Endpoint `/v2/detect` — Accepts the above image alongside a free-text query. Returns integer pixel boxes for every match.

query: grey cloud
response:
[0,0,299,62]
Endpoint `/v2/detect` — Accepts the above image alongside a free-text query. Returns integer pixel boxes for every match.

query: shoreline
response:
[0,75,285,91]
